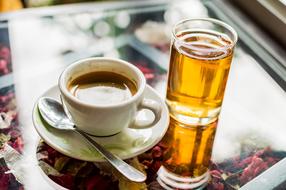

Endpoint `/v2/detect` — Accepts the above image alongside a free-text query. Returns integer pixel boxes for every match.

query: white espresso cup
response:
[59,57,162,136]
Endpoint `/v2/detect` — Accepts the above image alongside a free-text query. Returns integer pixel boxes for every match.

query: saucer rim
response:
[32,84,169,162]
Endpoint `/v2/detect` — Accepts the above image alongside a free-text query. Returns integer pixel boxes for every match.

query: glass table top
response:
[0,0,286,189]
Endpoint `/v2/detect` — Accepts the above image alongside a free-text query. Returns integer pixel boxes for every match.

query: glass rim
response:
[172,18,238,51]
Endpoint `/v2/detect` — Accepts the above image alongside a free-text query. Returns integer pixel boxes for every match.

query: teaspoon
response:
[37,97,146,183]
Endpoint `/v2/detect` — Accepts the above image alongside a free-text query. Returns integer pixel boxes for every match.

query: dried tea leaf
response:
[0,133,10,147]
[65,160,87,176]
[38,161,61,176]
[118,158,147,190]
[94,157,147,190]
[54,156,70,172]
[76,162,96,178]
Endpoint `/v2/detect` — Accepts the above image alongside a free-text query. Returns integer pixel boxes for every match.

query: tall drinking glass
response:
[157,18,237,189]
[166,18,237,125]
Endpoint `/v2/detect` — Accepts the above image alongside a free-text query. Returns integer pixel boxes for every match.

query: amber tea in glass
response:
[157,117,217,189]
[166,18,237,125]
[162,117,217,176]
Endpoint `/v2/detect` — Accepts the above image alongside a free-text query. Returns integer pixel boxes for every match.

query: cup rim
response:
[59,57,146,109]
[172,18,238,51]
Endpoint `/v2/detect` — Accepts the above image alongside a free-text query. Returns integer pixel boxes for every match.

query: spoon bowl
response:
[38,97,74,130]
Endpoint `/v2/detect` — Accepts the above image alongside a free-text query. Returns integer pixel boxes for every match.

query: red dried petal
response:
[45,146,59,165]
[135,64,154,74]
[265,157,279,167]
[0,92,14,105]
[49,174,74,189]
[154,44,170,53]
[9,136,24,153]
[253,162,268,176]
[253,157,264,167]
[157,141,168,150]
[210,170,222,179]
[0,172,9,190]
[152,146,162,159]
[254,147,271,157]
[239,156,269,185]
[150,161,161,173]
[85,175,111,190]
[208,181,224,190]
[8,129,21,139]
[237,156,252,168]
[0,46,11,61]
[144,73,155,80]
[240,167,253,184]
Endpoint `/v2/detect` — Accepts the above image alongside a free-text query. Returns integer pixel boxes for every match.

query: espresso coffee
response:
[68,71,137,105]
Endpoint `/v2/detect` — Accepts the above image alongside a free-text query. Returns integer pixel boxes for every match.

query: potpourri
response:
[36,140,285,190]
[0,85,24,189]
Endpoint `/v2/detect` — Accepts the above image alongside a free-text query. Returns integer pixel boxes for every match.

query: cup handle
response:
[129,98,162,129]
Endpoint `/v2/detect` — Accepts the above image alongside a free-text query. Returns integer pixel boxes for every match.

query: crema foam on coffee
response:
[68,71,137,105]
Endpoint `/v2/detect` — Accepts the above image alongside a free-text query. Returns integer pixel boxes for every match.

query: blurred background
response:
[1,0,285,49]
[4,0,122,11]
[3,0,117,12]
[0,0,286,189]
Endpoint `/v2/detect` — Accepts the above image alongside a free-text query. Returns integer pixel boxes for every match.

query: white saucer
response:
[32,85,169,162]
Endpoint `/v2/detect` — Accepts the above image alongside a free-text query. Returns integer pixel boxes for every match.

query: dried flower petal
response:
[151,146,162,159]
[49,174,74,189]
[85,175,113,190]
[0,46,11,62]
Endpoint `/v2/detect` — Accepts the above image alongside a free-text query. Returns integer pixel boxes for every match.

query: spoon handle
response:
[75,129,146,182]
